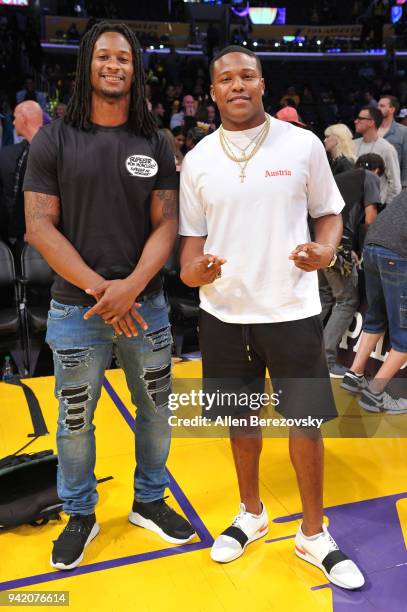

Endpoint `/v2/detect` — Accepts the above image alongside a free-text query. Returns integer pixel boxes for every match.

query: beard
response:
[100,86,127,99]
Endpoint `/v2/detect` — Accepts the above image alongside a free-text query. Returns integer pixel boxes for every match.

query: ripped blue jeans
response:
[46,291,172,515]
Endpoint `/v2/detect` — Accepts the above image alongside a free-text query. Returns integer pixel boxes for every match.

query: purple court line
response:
[0,378,213,593]
[0,542,210,591]
[265,534,296,543]
[102,377,213,545]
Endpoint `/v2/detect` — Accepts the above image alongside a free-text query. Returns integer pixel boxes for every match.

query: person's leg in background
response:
[120,291,195,544]
[46,300,114,570]
[319,262,359,377]
[343,245,407,412]
[318,268,334,324]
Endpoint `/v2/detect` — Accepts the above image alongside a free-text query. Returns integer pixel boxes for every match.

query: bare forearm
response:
[313,214,342,249]
[25,191,103,290]
[126,220,178,292]
[27,223,104,290]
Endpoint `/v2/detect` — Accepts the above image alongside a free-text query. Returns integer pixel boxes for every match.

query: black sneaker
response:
[129,497,196,544]
[50,513,99,570]
[341,371,368,394]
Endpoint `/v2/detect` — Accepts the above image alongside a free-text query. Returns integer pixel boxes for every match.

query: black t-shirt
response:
[334,168,380,251]
[23,119,178,305]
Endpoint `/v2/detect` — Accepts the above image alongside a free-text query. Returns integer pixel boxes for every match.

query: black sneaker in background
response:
[129,497,196,544]
[341,371,368,394]
[50,513,99,570]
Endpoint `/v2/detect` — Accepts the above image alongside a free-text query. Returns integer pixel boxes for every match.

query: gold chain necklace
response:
[220,117,269,162]
[222,120,268,159]
[219,115,271,182]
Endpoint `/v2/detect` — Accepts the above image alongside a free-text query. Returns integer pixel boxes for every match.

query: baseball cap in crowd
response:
[275,106,306,127]
[397,108,407,119]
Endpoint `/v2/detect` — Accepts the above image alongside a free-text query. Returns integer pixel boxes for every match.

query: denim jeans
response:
[46,291,172,515]
[318,263,359,365]
[363,245,407,352]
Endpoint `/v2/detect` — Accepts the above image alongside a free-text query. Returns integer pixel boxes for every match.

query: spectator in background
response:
[206,104,218,131]
[378,96,407,189]
[319,155,381,377]
[0,112,14,149]
[54,103,67,120]
[171,126,186,157]
[0,101,43,248]
[280,85,300,108]
[160,128,183,172]
[354,106,401,205]
[397,108,407,127]
[275,106,308,129]
[341,189,407,414]
[0,92,15,149]
[16,77,47,111]
[170,94,197,131]
[152,101,166,129]
[363,90,378,109]
[185,126,207,151]
[324,124,357,175]
[163,84,177,115]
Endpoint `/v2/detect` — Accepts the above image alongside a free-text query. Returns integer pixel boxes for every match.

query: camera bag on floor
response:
[0,379,112,530]
[0,449,62,530]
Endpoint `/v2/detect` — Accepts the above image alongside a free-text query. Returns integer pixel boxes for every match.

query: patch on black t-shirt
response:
[23,120,178,305]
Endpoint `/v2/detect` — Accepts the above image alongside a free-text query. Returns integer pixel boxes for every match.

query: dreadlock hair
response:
[65,21,157,138]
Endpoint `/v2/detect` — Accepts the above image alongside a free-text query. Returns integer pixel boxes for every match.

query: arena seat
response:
[0,240,27,376]
[19,244,54,376]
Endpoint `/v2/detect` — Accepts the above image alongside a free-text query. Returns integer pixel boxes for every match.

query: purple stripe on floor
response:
[0,377,213,592]
[102,377,213,545]
[264,534,295,543]
[274,492,407,611]
[0,542,209,591]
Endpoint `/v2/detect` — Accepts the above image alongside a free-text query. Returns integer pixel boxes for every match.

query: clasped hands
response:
[83,244,333,337]
[83,278,148,337]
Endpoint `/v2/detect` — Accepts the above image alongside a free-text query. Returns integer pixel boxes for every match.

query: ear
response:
[210,84,215,103]
[260,78,265,96]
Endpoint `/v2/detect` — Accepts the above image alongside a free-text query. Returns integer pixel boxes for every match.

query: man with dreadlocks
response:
[23,21,195,570]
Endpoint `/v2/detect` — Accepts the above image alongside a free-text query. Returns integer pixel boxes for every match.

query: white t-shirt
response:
[179,117,344,324]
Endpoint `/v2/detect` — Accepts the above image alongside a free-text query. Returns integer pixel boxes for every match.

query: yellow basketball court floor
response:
[1,361,407,612]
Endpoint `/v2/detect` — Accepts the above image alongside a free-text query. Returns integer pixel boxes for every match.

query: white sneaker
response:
[295,524,365,590]
[210,502,268,563]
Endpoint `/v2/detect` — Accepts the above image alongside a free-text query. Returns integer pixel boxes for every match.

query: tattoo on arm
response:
[25,192,60,227]
[155,189,178,220]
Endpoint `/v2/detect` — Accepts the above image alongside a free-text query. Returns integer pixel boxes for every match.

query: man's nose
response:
[231,77,245,90]
[105,58,121,70]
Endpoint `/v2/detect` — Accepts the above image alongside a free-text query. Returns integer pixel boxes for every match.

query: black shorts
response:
[199,309,337,423]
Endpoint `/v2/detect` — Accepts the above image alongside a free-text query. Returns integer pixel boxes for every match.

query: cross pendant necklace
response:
[240,169,246,182]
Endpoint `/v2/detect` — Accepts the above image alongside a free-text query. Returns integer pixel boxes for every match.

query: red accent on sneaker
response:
[295,545,306,555]
[258,524,268,533]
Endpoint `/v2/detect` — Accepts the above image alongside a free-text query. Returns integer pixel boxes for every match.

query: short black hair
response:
[380,94,400,114]
[209,45,262,82]
[355,153,385,176]
[359,106,383,129]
